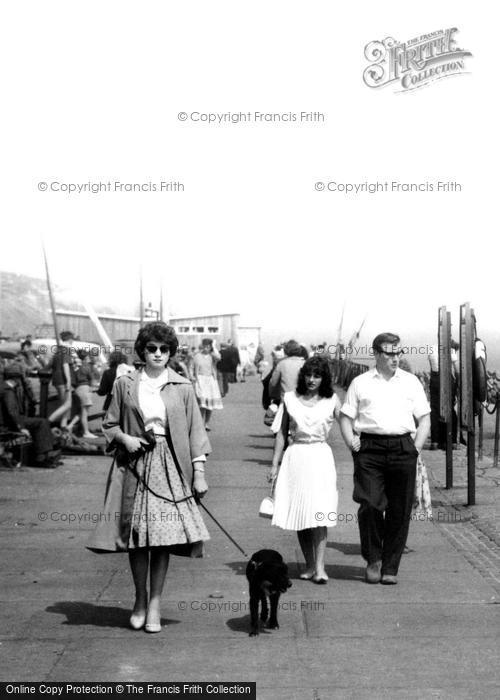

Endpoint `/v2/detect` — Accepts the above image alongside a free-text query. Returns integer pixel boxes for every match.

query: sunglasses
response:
[145,344,169,354]
[379,350,404,357]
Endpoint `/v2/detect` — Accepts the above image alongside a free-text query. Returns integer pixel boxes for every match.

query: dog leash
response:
[121,433,250,559]
[197,500,249,559]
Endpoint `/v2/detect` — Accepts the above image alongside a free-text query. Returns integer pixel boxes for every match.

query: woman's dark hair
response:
[284,339,303,357]
[109,351,128,368]
[134,322,179,362]
[296,356,334,398]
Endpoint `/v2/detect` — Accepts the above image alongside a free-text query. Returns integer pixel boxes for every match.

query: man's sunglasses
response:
[145,344,169,354]
[379,349,404,357]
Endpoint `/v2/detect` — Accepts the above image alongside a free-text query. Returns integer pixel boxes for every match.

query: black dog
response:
[246,549,292,636]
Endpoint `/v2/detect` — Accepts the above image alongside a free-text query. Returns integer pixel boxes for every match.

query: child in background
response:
[73,350,98,439]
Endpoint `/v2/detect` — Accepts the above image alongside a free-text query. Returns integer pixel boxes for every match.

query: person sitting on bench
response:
[0,363,62,468]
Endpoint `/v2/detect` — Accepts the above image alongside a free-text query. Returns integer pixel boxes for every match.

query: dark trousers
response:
[21,417,54,458]
[353,434,417,575]
[217,371,232,397]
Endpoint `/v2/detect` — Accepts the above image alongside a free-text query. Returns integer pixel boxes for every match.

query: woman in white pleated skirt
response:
[270,356,340,584]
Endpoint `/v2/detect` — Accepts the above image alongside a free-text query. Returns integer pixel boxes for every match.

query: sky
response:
[1,1,498,363]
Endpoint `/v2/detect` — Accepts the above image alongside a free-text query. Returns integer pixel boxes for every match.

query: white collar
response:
[140,367,170,387]
[372,367,401,380]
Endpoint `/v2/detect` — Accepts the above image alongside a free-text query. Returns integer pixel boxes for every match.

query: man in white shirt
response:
[339,333,430,585]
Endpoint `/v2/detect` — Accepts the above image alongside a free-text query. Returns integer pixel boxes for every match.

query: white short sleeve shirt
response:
[340,368,430,435]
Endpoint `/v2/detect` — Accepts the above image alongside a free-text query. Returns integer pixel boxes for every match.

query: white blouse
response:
[138,369,206,463]
[138,369,169,435]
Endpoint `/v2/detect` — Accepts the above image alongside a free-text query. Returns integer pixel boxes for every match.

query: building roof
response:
[56,309,140,322]
[169,313,239,320]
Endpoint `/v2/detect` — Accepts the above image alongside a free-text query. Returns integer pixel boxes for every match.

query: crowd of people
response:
[0,322,449,632]
[0,328,261,467]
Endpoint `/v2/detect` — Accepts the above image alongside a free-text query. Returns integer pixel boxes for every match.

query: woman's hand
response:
[193,472,208,499]
[268,464,279,482]
[121,434,147,453]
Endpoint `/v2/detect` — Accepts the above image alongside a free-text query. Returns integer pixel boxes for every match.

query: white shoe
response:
[82,432,98,439]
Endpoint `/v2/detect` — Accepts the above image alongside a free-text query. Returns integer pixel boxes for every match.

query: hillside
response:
[0,270,120,339]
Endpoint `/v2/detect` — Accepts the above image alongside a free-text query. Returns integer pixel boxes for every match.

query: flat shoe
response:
[145,622,162,633]
[365,561,382,584]
[381,574,397,585]
[312,575,328,585]
[299,572,314,580]
[129,612,146,630]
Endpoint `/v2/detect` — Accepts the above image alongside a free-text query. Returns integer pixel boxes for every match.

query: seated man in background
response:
[0,363,62,468]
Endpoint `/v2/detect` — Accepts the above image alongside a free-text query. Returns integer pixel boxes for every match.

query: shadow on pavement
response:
[327,541,361,556]
[225,615,281,635]
[323,564,365,581]
[45,601,180,628]
[244,444,274,450]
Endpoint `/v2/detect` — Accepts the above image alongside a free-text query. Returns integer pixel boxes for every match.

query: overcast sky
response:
[1,1,496,358]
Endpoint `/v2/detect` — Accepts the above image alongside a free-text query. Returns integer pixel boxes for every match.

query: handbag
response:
[259,480,276,519]
[414,455,432,517]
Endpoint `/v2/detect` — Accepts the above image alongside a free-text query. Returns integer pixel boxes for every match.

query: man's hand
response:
[351,435,361,452]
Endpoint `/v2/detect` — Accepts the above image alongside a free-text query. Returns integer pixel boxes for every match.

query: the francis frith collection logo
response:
[363,28,472,92]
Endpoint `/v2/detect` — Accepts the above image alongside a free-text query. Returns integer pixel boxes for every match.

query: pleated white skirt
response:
[272,442,338,530]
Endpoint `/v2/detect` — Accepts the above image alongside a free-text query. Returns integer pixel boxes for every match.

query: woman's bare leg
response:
[146,548,170,630]
[312,526,328,579]
[204,409,212,428]
[48,387,72,427]
[80,406,90,434]
[297,529,315,577]
[129,549,149,627]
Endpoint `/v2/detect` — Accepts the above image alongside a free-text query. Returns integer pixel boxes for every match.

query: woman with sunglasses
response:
[88,322,210,633]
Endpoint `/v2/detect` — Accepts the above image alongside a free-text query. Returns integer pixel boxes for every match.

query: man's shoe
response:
[381,574,397,585]
[365,561,382,584]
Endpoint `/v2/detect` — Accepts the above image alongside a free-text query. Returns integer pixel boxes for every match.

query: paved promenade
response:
[1,378,499,698]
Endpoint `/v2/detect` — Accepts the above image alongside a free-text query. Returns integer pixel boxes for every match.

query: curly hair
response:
[134,322,179,362]
[296,356,334,398]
